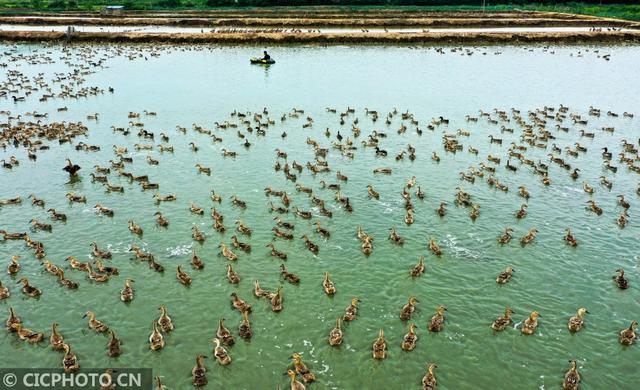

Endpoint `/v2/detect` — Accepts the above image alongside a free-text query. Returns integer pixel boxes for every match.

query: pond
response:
[0,43,639,389]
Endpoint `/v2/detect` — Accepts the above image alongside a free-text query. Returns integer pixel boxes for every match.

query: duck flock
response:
[0,43,638,389]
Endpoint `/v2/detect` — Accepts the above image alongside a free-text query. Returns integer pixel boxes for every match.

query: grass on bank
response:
[0,2,639,21]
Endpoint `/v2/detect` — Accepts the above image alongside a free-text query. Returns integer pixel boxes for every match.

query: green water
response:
[0,43,639,389]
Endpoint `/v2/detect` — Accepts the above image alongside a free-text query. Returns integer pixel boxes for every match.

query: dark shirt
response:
[262,53,271,61]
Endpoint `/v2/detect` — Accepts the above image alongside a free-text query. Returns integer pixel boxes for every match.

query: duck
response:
[280,264,300,284]
[195,164,211,175]
[291,353,316,382]
[176,265,192,286]
[192,226,206,242]
[422,363,438,390]
[401,323,418,351]
[62,158,81,176]
[266,243,288,260]
[563,360,580,390]
[28,194,45,207]
[287,370,306,390]
[107,329,122,357]
[521,311,540,335]
[436,202,446,217]
[85,263,110,282]
[6,307,21,331]
[65,256,90,272]
[239,311,253,340]
[389,227,404,245]
[520,228,538,245]
[328,317,343,346]
[498,227,513,244]
[515,204,527,219]
[586,200,603,215]
[429,238,442,256]
[191,250,205,270]
[343,298,359,321]
[491,307,514,331]
[568,308,589,333]
[271,286,284,312]
[428,306,447,332]
[301,235,319,254]
[157,305,173,333]
[128,220,143,236]
[154,211,169,227]
[231,292,252,313]
[149,321,165,351]
[219,243,238,261]
[583,182,594,194]
[617,211,628,228]
[619,320,637,345]
[322,272,336,295]
[190,203,205,215]
[617,195,630,209]
[66,192,86,203]
[518,186,530,199]
[496,267,514,284]
[613,268,628,289]
[400,297,419,321]
[10,322,44,343]
[411,256,425,277]
[564,228,578,246]
[372,329,387,359]
[62,343,80,373]
[314,221,331,239]
[120,278,134,302]
[83,311,109,333]
[94,204,114,217]
[18,277,41,298]
[217,317,235,346]
[8,255,20,275]
[50,322,64,351]
[273,217,294,230]
[213,338,231,365]
[367,184,380,199]
[0,280,9,299]
[192,355,208,387]
[91,242,112,259]
[47,208,67,221]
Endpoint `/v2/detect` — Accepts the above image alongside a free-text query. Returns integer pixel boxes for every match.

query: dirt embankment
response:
[1,30,638,45]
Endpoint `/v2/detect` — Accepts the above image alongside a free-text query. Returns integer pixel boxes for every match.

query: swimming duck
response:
[192,355,208,387]
[239,311,253,340]
[429,238,442,256]
[563,360,580,390]
[498,227,513,244]
[254,280,274,299]
[91,242,112,259]
[518,186,530,200]
[273,217,295,230]
[50,322,64,351]
[195,164,211,175]
[617,195,630,209]
[613,268,628,289]
[619,320,637,345]
[436,202,446,217]
[231,292,252,313]
[428,306,447,332]
[154,305,173,333]
[62,343,80,373]
[18,277,41,298]
[301,235,319,254]
[28,194,45,207]
[47,208,67,221]
[411,256,425,277]
[86,264,110,283]
[291,353,316,382]
[154,376,167,390]
[568,308,589,333]
[280,264,300,284]
[271,286,284,312]
[520,228,538,245]
[94,204,114,217]
[235,220,253,236]
[521,311,540,335]
[400,297,419,321]
[582,182,594,194]
[496,267,514,284]
[176,265,192,285]
[120,278,134,302]
[564,228,578,246]
[323,272,336,295]
[0,280,9,299]
[212,338,231,365]
[57,271,79,290]
[422,363,438,390]
[154,211,169,227]
[107,329,122,357]
[6,307,21,332]
[367,184,380,199]
[287,370,306,390]
[401,323,418,351]
[328,317,343,346]
[343,298,359,321]
[491,307,514,331]
[585,200,603,215]
[515,204,527,219]
[314,221,331,239]
[372,329,387,359]
[149,321,165,351]
[617,211,628,228]
[8,255,20,275]
[65,256,90,272]
[416,186,426,199]
[190,203,205,215]
[214,242,237,261]
[66,192,86,203]
[389,227,404,245]
[95,260,118,276]
[83,311,109,333]
[217,317,234,346]
[30,218,52,232]
[62,158,81,176]
[224,264,239,284]
[192,226,205,242]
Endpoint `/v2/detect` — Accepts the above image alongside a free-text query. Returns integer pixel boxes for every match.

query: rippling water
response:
[0,43,639,389]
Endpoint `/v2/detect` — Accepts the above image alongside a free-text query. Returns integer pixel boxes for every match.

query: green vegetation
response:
[0,1,639,21]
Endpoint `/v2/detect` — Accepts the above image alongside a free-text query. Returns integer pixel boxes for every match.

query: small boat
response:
[251,57,275,65]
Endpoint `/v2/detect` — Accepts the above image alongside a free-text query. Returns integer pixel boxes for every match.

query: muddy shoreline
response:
[1,30,638,45]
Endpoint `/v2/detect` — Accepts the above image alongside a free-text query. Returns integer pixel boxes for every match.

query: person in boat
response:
[261,51,271,61]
